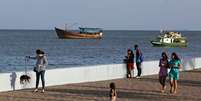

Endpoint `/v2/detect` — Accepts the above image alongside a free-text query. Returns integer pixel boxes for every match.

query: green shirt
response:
[169,59,181,69]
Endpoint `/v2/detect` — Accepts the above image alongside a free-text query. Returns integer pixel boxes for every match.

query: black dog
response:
[20,75,31,84]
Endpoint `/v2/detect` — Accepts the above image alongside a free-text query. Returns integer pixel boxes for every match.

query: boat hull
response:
[55,27,102,39]
[151,41,187,47]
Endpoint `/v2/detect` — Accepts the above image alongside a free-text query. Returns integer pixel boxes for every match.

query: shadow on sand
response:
[10,72,17,91]
[139,77,201,87]
[46,87,200,101]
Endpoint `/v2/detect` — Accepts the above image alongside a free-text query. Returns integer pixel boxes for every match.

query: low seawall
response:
[0,57,201,92]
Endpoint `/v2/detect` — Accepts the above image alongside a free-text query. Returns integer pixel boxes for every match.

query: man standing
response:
[134,44,143,78]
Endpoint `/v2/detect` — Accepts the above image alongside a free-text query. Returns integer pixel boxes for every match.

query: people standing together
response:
[158,52,182,94]
[125,44,143,79]
[124,44,182,95]
[19,44,182,101]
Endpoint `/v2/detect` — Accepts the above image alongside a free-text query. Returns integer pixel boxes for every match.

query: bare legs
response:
[169,79,177,94]
[159,76,167,92]
[173,80,177,94]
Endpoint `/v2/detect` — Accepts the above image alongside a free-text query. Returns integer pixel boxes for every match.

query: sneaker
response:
[135,76,140,79]
[41,89,45,93]
[33,89,38,92]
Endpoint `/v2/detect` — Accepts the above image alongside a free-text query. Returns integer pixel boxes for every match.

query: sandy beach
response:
[0,69,201,101]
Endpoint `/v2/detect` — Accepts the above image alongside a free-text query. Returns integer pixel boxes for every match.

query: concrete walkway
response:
[0,69,201,101]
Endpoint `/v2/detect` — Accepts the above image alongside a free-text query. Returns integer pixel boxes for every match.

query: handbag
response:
[33,67,37,72]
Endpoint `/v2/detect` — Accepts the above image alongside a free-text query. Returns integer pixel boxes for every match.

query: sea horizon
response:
[0,28,201,32]
[0,30,201,72]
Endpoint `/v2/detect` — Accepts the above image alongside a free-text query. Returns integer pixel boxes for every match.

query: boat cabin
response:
[151,30,187,47]
[160,37,174,43]
[79,27,102,34]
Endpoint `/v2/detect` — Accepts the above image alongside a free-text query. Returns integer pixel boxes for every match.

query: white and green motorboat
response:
[151,31,187,47]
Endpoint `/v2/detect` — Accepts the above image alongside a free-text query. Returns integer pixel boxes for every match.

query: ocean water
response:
[0,30,200,72]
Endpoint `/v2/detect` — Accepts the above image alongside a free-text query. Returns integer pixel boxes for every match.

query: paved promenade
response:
[0,69,201,101]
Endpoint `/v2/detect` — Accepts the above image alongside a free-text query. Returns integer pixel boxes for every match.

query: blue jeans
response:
[36,71,45,89]
[136,63,142,76]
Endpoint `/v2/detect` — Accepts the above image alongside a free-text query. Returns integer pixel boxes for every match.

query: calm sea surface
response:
[0,30,200,72]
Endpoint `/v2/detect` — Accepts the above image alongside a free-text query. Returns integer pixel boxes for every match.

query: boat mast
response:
[65,24,67,31]
[160,29,163,34]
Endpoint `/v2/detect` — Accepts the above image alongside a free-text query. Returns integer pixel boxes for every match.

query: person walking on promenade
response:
[159,52,169,93]
[134,44,143,78]
[109,82,117,101]
[27,49,48,93]
[169,52,182,94]
[125,49,134,78]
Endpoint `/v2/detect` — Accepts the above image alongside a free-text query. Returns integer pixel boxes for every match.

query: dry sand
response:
[0,69,201,101]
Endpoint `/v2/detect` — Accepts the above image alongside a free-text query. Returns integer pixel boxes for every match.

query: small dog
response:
[20,75,31,84]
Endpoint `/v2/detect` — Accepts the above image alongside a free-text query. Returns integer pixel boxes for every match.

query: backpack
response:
[139,54,144,62]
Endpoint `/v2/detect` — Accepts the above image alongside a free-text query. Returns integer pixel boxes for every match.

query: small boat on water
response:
[151,30,187,47]
[55,27,103,39]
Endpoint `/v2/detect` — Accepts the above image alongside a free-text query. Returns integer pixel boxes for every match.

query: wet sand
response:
[0,69,201,101]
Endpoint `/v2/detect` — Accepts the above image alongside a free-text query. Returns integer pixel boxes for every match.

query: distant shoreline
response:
[0,29,201,32]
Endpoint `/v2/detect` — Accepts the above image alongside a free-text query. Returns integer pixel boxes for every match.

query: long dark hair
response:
[171,52,180,60]
[127,49,133,54]
[161,52,168,60]
[110,82,116,90]
[36,49,45,54]
[36,49,41,54]
[134,44,138,50]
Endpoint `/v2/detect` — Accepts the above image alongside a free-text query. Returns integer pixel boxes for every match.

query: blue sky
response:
[0,0,200,30]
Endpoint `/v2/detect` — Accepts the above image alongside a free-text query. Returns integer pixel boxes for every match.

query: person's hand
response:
[25,56,30,58]
[169,64,173,68]
[161,63,165,66]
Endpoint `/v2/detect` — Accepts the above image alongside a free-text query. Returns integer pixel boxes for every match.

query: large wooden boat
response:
[151,31,187,47]
[55,27,103,39]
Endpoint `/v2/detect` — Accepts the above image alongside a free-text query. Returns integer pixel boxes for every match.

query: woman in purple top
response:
[158,52,169,93]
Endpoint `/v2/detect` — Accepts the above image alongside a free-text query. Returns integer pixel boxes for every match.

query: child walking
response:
[158,52,169,93]
[109,82,117,101]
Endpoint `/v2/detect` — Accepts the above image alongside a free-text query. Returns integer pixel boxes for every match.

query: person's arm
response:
[112,89,115,96]
[114,90,117,97]
[131,53,134,60]
[43,56,48,66]
[159,59,161,67]
[168,60,173,68]
[26,56,37,59]
[166,60,170,68]
[136,49,140,57]
[178,60,182,70]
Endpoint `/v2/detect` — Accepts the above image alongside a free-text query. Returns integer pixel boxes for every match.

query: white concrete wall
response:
[0,57,200,92]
